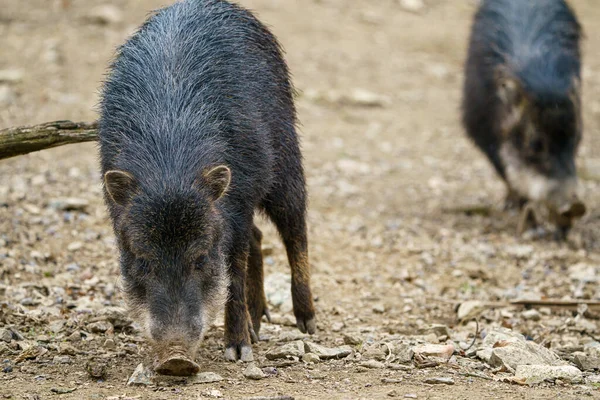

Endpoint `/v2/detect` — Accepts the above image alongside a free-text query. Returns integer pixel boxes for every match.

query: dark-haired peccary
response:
[98,0,315,375]
[462,0,586,238]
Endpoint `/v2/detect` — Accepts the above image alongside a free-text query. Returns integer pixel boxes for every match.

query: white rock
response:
[413,343,454,360]
[127,363,153,386]
[0,69,23,83]
[86,5,123,25]
[398,0,425,13]
[515,365,582,384]
[457,300,484,321]
[243,363,266,380]
[265,340,305,360]
[0,85,15,106]
[304,342,352,359]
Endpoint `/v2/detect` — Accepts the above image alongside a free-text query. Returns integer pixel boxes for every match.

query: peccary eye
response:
[195,255,208,270]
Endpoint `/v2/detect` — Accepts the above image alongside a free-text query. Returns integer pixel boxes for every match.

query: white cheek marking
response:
[500,143,558,202]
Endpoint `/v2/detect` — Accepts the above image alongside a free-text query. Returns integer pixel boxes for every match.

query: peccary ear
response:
[201,165,231,201]
[104,170,137,206]
[495,66,522,107]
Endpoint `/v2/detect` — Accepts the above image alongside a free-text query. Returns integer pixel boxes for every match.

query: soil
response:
[1,0,600,399]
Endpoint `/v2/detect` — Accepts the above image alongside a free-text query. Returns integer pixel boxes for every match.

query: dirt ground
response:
[1,0,600,399]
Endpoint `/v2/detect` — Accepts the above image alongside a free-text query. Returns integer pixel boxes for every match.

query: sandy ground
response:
[1,0,600,399]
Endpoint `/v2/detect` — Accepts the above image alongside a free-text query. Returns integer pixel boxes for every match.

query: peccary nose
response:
[558,198,586,219]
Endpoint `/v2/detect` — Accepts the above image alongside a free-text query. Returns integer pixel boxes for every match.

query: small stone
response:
[424,377,454,385]
[192,372,224,384]
[515,365,582,385]
[506,244,534,258]
[392,343,414,364]
[87,321,113,334]
[413,343,454,360]
[373,304,386,314]
[522,309,541,321]
[359,359,385,369]
[484,329,563,371]
[86,5,123,25]
[302,352,320,363]
[276,331,307,342]
[387,389,399,397]
[331,322,344,332]
[243,363,266,380]
[398,0,425,13]
[67,242,83,252]
[59,344,77,355]
[103,339,116,350]
[265,340,305,360]
[202,389,223,398]
[86,360,107,379]
[420,324,451,338]
[304,342,352,359]
[66,331,82,342]
[127,363,153,386]
[404,395,418,399]
[53,355,72,364]
[48,197,89,212]
[344,88,391,108]
[573,352,600,371]
[362,343,387,361]
[343,333,362,346]
[0,329,12,343]
[48,320,65,334]
[0,69,23,83]
[457,300,484,321]
[0,85,15,106]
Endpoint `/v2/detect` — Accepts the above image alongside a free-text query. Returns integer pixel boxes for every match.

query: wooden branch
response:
[0,120,98,160]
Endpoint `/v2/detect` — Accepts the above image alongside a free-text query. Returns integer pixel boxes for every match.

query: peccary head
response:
[104,165,232,374]
[495,67,586,230]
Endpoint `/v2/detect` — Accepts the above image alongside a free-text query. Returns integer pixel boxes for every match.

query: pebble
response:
[0,69,23,83]
[191,372,224,384]
[412,343,454,360]
[424,377,454,385]
[0,329,12,343]
[398,0,425,13]
[53,355,72,364]
[457,300,484,321]
[0,85,15,106]
[372,304,386,314]
[331,322,345,332]
[85,5,123,25]
[393,343,414,364]
[573,352,600,371]
[304,342,352,359]
[515,365,583,384]
[302,352,320,363]
[483,329,563,371]
[66,331,82,342]
[103,338,116,350]
[343,333,362,346]
[86,360,107,379]
[265,340,305,360]
[404,394,418,399]
[522,309,541,321]
[243,363,266,380]
[359,359,385,369]
[127,363,153,386]
[48,197,89,212]
[87,321,113,334]
[67,241,83,252]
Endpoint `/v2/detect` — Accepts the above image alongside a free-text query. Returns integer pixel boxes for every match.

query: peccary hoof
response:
[154,356,200,376]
